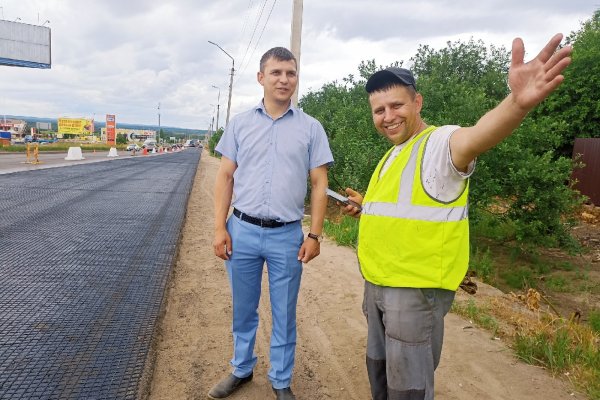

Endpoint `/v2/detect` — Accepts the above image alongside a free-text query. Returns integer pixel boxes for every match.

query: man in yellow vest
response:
[341,34,572,400]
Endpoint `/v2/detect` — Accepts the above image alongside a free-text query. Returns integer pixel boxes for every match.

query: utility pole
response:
[212,85,221,131]
[290,0,303,106]
[157,102,161,142]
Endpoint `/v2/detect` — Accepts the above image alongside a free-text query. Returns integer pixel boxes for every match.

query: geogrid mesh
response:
[0,151,201,399]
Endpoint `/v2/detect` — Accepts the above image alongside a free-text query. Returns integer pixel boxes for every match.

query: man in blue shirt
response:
[209,47,333,400]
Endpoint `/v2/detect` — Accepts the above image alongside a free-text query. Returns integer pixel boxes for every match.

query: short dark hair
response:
[260,47,297,72]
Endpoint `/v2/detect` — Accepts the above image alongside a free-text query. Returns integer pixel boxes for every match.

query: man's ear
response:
[257,71,264,86]
[415,93,423,113]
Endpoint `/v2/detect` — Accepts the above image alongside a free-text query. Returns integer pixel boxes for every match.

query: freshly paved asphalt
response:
[0,149,201,399]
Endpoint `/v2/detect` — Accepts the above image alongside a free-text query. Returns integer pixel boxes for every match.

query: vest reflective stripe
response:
[358,126,469,290]
[362,201,468,222]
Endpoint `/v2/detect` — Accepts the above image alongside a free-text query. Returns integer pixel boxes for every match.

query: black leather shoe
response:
[207,373,253,398]
[272,387,296,400]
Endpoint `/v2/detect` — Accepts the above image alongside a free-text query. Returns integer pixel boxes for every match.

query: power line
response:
[235,0,255,63]
[236,0,278,84]
[237,0,269,73]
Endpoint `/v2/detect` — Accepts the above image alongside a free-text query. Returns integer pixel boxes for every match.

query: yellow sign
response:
[57,118,94,135]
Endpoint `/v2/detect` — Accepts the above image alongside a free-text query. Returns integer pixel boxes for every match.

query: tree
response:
[411,38,582,248]
[209,128,223,156]
[531,10,600,157]
[116,134,127,145]
[300,61,390,192]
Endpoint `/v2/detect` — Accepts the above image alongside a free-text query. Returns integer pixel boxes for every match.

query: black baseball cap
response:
[365,67,416,93]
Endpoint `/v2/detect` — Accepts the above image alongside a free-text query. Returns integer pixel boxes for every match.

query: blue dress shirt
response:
[215,100,333,222]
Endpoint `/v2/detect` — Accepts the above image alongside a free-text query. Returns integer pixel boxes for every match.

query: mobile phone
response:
[326,188,362,210]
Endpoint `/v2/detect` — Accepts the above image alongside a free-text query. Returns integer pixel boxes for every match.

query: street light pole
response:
[212,85,221,131]
[208,41,234,127]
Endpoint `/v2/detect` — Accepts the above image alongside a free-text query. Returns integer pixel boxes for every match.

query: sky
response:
[0,0,597,129]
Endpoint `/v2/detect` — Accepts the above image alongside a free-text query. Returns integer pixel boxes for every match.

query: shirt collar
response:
[256,99,296,118]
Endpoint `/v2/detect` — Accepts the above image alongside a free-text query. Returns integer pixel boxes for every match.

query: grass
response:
[514,320,600,399]
[453,297,600,399]
[469,246,495,284]
[500,266,535,290]
[545,276,571,292]
[323,215,359,248]
[452,299,500,338]
[590,309,600,334]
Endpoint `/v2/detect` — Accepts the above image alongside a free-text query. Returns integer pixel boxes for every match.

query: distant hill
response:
[5,115,208,138]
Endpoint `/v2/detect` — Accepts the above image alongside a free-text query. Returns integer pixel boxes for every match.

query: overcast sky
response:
[0,0,597,129]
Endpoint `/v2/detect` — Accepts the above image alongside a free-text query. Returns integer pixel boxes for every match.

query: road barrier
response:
[107,147,119,157]
[25,143,41,164]
[65,147,85,161]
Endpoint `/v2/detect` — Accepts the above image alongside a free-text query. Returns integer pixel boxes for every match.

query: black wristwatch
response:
[307,232,323,243]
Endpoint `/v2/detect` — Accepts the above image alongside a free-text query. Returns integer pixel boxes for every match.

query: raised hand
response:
[508,33,572,112]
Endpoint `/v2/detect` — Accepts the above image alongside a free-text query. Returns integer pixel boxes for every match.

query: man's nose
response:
[383,108,394,121]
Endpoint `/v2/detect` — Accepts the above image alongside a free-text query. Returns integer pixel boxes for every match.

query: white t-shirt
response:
[379,125,475,203]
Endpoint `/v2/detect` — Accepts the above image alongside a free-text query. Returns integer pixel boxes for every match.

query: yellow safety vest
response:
[358,126,469,290]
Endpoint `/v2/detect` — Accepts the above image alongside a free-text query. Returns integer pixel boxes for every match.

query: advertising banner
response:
[0,20,51,69]
[57,118,94,135]
[106,114,116,146]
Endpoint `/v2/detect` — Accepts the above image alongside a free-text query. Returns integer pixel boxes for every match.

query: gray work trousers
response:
[362,281,455,400]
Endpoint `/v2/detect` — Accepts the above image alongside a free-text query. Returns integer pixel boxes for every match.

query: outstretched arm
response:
[450,33,572,171]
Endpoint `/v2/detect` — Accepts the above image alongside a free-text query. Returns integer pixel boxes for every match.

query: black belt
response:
[233,208,298,228]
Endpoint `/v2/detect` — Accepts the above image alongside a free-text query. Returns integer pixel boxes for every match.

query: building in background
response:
[0,118,26,141]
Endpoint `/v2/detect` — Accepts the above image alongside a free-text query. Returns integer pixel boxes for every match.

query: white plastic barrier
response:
[107,147,119,157]
[64,147,85,160]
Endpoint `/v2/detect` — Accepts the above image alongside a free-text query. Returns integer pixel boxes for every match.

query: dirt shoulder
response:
[146,153,584,400]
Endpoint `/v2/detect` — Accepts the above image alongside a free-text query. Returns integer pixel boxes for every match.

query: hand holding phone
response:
[326,188,362,210]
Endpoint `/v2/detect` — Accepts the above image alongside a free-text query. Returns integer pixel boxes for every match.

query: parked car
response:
[184,139,200,148]
[126,143,141,151]
[142,139,157,152]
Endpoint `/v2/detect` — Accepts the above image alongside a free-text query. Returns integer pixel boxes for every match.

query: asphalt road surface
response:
[0,149,201,399]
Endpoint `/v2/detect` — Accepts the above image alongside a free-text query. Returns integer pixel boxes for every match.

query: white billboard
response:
[0,20,51,68]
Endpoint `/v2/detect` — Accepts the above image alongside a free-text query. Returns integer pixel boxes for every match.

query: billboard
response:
[57,118,94,135]
[106,114,116,146]
[100,128,155,141]
[36,121,52,130]
[0,20,51,68]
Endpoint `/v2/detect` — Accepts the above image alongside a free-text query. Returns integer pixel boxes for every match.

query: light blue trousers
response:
[225,215,304,389]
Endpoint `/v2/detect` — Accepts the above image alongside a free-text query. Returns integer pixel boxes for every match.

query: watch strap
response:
[307,232,322,242]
